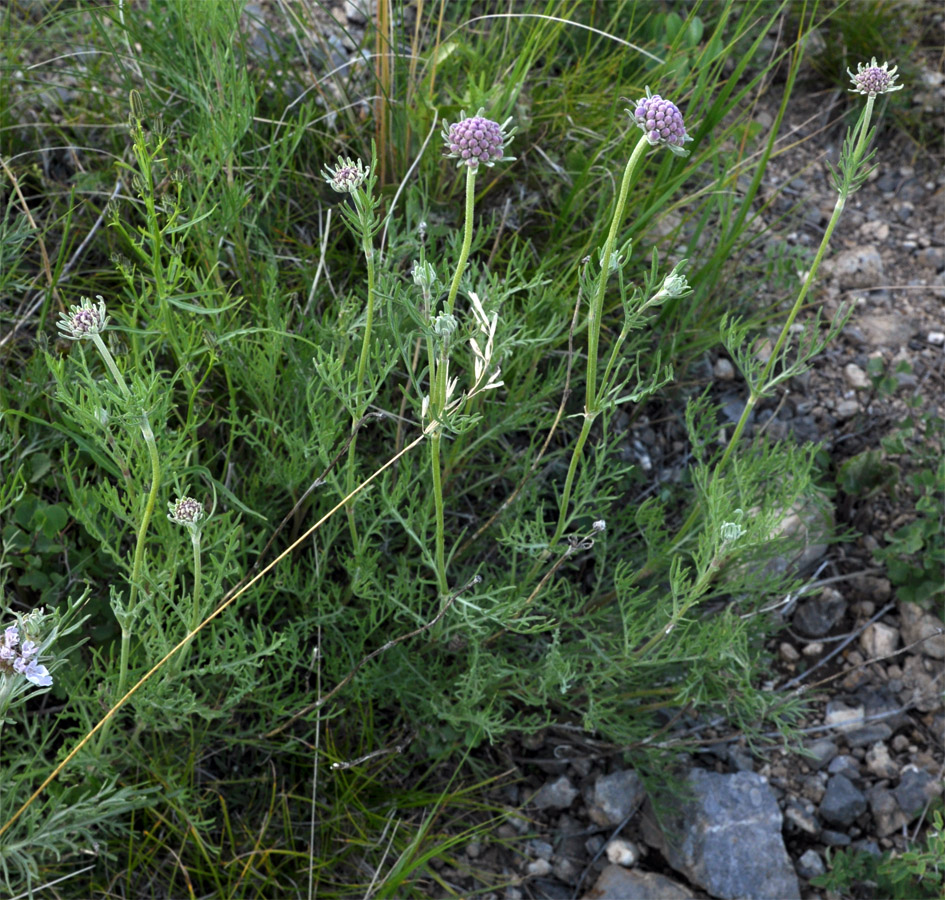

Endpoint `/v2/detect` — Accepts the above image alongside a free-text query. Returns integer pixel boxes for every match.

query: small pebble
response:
[844,363,870,389]
[605,837,639,867]
[779,642,800,663]
[927,331,944,345]
[803,641,824,657]
[526,858,552,877]
[714,357,735,380]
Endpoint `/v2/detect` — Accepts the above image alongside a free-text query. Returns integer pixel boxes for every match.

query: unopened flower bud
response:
[57,296,110,341]
[322,156,369,193]
[168,496,205,530]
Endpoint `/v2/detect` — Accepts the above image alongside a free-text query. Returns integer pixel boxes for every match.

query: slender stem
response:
[445,167,477,314]
[91,333,161,736]
[429,431,449,598]
[428,165,478,597]
[666,99,879,557]
[548,135,649,551]
[346,204,378,551]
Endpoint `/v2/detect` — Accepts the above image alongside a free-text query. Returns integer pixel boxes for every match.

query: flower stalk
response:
[668,59,902,554]
[549,89,692,551]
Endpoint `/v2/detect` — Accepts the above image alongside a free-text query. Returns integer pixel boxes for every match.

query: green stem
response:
[548,135,649,551]
[445,167,477,315]
[427,165,478,597]
[91,333,162,733]
[345,209,378,551]
[667,99,879,557]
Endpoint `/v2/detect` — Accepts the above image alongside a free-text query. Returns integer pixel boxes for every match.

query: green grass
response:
[0,0,934,895]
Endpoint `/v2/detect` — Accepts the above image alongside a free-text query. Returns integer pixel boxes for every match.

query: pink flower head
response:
[442,109,515,169]
[847,58,903,96]
[629,88,693,157]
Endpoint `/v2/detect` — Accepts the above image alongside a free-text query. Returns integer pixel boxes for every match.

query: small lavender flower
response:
[442,109,515,169]
[847,58,903,96]
[629,88,693,156]
[0,624,53,687]
[168,496,204,530]
[322,156,369,193]
[57,295,110,341]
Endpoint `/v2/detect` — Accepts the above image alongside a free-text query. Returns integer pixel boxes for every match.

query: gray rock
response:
[827,755,862,780]
[899,601,945,659]
[530,775,579,810]
[824,701,865,732]
[784,798,820,835]
[843,362,870,390]
[894,766,942,819]
[588,769,646,827]
[845,722,893,747]
[805,738,839,769]
[644,769,799,899]
[822,246,884,289]
[583,865,695,900]
[855,313,916,348]
[819,774,867,827]
[867,785,909,837]
[796,849,826,880]
[795,589,847,636]
[865,742,899,779]
[821,829,852,847]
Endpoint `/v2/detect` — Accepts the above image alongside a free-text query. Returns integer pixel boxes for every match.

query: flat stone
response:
[845,723,893,747]
[819,774,867,827]
[805,738,839,769]
[588,769,645,827]
[823,246,884,289]
[644,769,799,899]
[825,701,865,732]
[583,865,695,900]
[855,313,916,348]
[795,588,847,637]
[867,785,909,837]
[530,775,579,810]
[899,601,945,659]
[796,848,826,880]
[860,621,900,658]
[894,765,943,819]
[821,829,852,847]
[865,742,899,779]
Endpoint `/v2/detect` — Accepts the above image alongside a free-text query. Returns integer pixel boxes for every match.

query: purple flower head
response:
[629,88,693,157]
[847,58,903,96]
[322,156,369,194]
[4,625,19,648]
[168,496,205,530]
[57,295,110,341]
[442,109,515,169]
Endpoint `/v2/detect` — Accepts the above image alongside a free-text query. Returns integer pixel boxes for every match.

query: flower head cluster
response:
[168,496,204,531]
[442,109,515,169]
[322,156,369,193]
[57,295,109,341]
[847,58,903,96]
[1,624,53,687]
[629,88,693,156]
